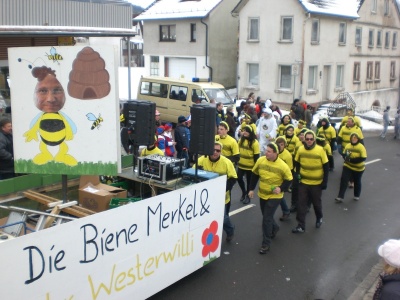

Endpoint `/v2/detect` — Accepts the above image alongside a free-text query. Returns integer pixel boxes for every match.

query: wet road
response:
[149,135,400,300]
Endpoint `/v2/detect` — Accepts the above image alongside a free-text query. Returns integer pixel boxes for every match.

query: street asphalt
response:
[148,129,400,300]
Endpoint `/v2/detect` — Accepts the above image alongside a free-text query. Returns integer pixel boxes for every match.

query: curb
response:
[348,261,384,300]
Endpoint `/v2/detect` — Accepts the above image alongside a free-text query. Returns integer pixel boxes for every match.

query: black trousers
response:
[338,166,364,198]
[296,183,323,229]
[237,168,252,195]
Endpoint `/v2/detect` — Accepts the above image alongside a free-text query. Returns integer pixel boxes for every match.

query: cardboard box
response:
[79,176,127,212]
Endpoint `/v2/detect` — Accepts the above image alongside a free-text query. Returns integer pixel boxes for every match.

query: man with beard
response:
[292,131,329,233]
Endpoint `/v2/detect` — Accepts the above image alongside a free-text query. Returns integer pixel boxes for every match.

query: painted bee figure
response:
[86,113,103,130]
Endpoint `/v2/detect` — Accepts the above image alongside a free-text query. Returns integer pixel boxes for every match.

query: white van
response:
[137,76,234,124]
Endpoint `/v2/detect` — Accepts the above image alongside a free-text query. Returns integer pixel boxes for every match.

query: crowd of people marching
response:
[144,93,374,255]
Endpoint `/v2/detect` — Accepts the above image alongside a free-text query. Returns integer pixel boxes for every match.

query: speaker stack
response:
[189,104,216,156]
[123,100,156,146]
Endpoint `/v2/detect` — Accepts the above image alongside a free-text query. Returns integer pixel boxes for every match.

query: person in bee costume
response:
[24,66,77,166]
[248,142,293,254]
[193,141,237,242]
[335,132,367,202]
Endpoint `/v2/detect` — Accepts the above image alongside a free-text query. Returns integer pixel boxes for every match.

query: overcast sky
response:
[125,0,154,8]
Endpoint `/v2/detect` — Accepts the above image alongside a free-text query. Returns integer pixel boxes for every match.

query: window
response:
[281,17,293,41]
[190,23,196,42]
[160,25,176,42]
[311,19,320,43]
[368,29,374,47]
[191,89,206,103]
[308,66,318,90]
[150,56,159,76]
[336,65,344,88]
[248,17,259,41]
[390,61,396,79]
[374,61,380,80]
[248,63,259,86]
[279,65,292,89]
[170,85,188,101]
[140,82,168,98]
[366,61,373,81]
[385,32,390,48]
[339,23,346,44]
[393,32,397,48]
[384,0,389,15]
[355,27,362,46]
[377,30,382,47]
[353,62,360,82]
[371,0,377,12]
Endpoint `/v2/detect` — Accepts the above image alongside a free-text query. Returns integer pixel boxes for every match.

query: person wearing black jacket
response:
[374,239,400,299]
[174,115,189,166]
[0,118,15,180]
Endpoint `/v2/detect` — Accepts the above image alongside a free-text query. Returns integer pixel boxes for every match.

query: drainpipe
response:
[127,36,132,100]
[201,17,213,81]
[300,12,311,99]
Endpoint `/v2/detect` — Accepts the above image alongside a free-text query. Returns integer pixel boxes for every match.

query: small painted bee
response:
[86,113,103,130]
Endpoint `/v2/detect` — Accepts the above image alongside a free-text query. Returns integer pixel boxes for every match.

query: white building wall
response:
[237,0,400,109]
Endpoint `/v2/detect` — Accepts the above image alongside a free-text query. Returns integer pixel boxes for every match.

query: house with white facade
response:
[134,0,239,89]
[232,0,400,110]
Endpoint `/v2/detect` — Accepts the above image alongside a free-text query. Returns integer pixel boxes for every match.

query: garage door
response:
[168,57,196,80]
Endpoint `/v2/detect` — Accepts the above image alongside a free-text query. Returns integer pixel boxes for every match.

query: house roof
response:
[134,0,223,21]
[232,0,361,19]
[298,0,361,20]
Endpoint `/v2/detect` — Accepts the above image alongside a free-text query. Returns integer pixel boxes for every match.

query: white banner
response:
[0,176,226,300]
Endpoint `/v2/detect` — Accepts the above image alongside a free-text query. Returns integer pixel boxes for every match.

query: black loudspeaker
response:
[123,100,156,145]
[189,104,216,155]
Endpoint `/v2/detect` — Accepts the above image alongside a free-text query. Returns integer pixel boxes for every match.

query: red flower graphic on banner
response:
[201,220,220,257]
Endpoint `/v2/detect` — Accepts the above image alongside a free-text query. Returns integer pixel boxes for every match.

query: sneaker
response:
[271,227,280,239]
[259,245,270,254]
[353,197,360,201]
[335,197,343,203]
[279,213,291,221]
[292,226,305,233]
[348,182,354,188]
[242,195,251,204]
[226,234,234,242]
[239,194,245,202]
[316,219,323,228]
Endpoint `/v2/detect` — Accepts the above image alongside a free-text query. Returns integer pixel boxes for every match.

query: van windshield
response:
[204,88,233,105]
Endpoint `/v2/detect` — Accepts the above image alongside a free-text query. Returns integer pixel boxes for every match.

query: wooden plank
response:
[23,190,95,218]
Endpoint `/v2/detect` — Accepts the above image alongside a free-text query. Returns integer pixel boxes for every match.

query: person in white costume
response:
[256,108,277,153]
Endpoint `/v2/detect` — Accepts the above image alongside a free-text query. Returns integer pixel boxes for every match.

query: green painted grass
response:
[15,159,118,175]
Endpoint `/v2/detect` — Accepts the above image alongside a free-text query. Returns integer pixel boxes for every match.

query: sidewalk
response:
[349,261,384,299]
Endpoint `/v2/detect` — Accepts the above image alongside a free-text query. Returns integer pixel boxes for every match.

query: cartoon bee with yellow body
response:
[46,47,63,64]
[86,113,103,130]
[24,66,77,166]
